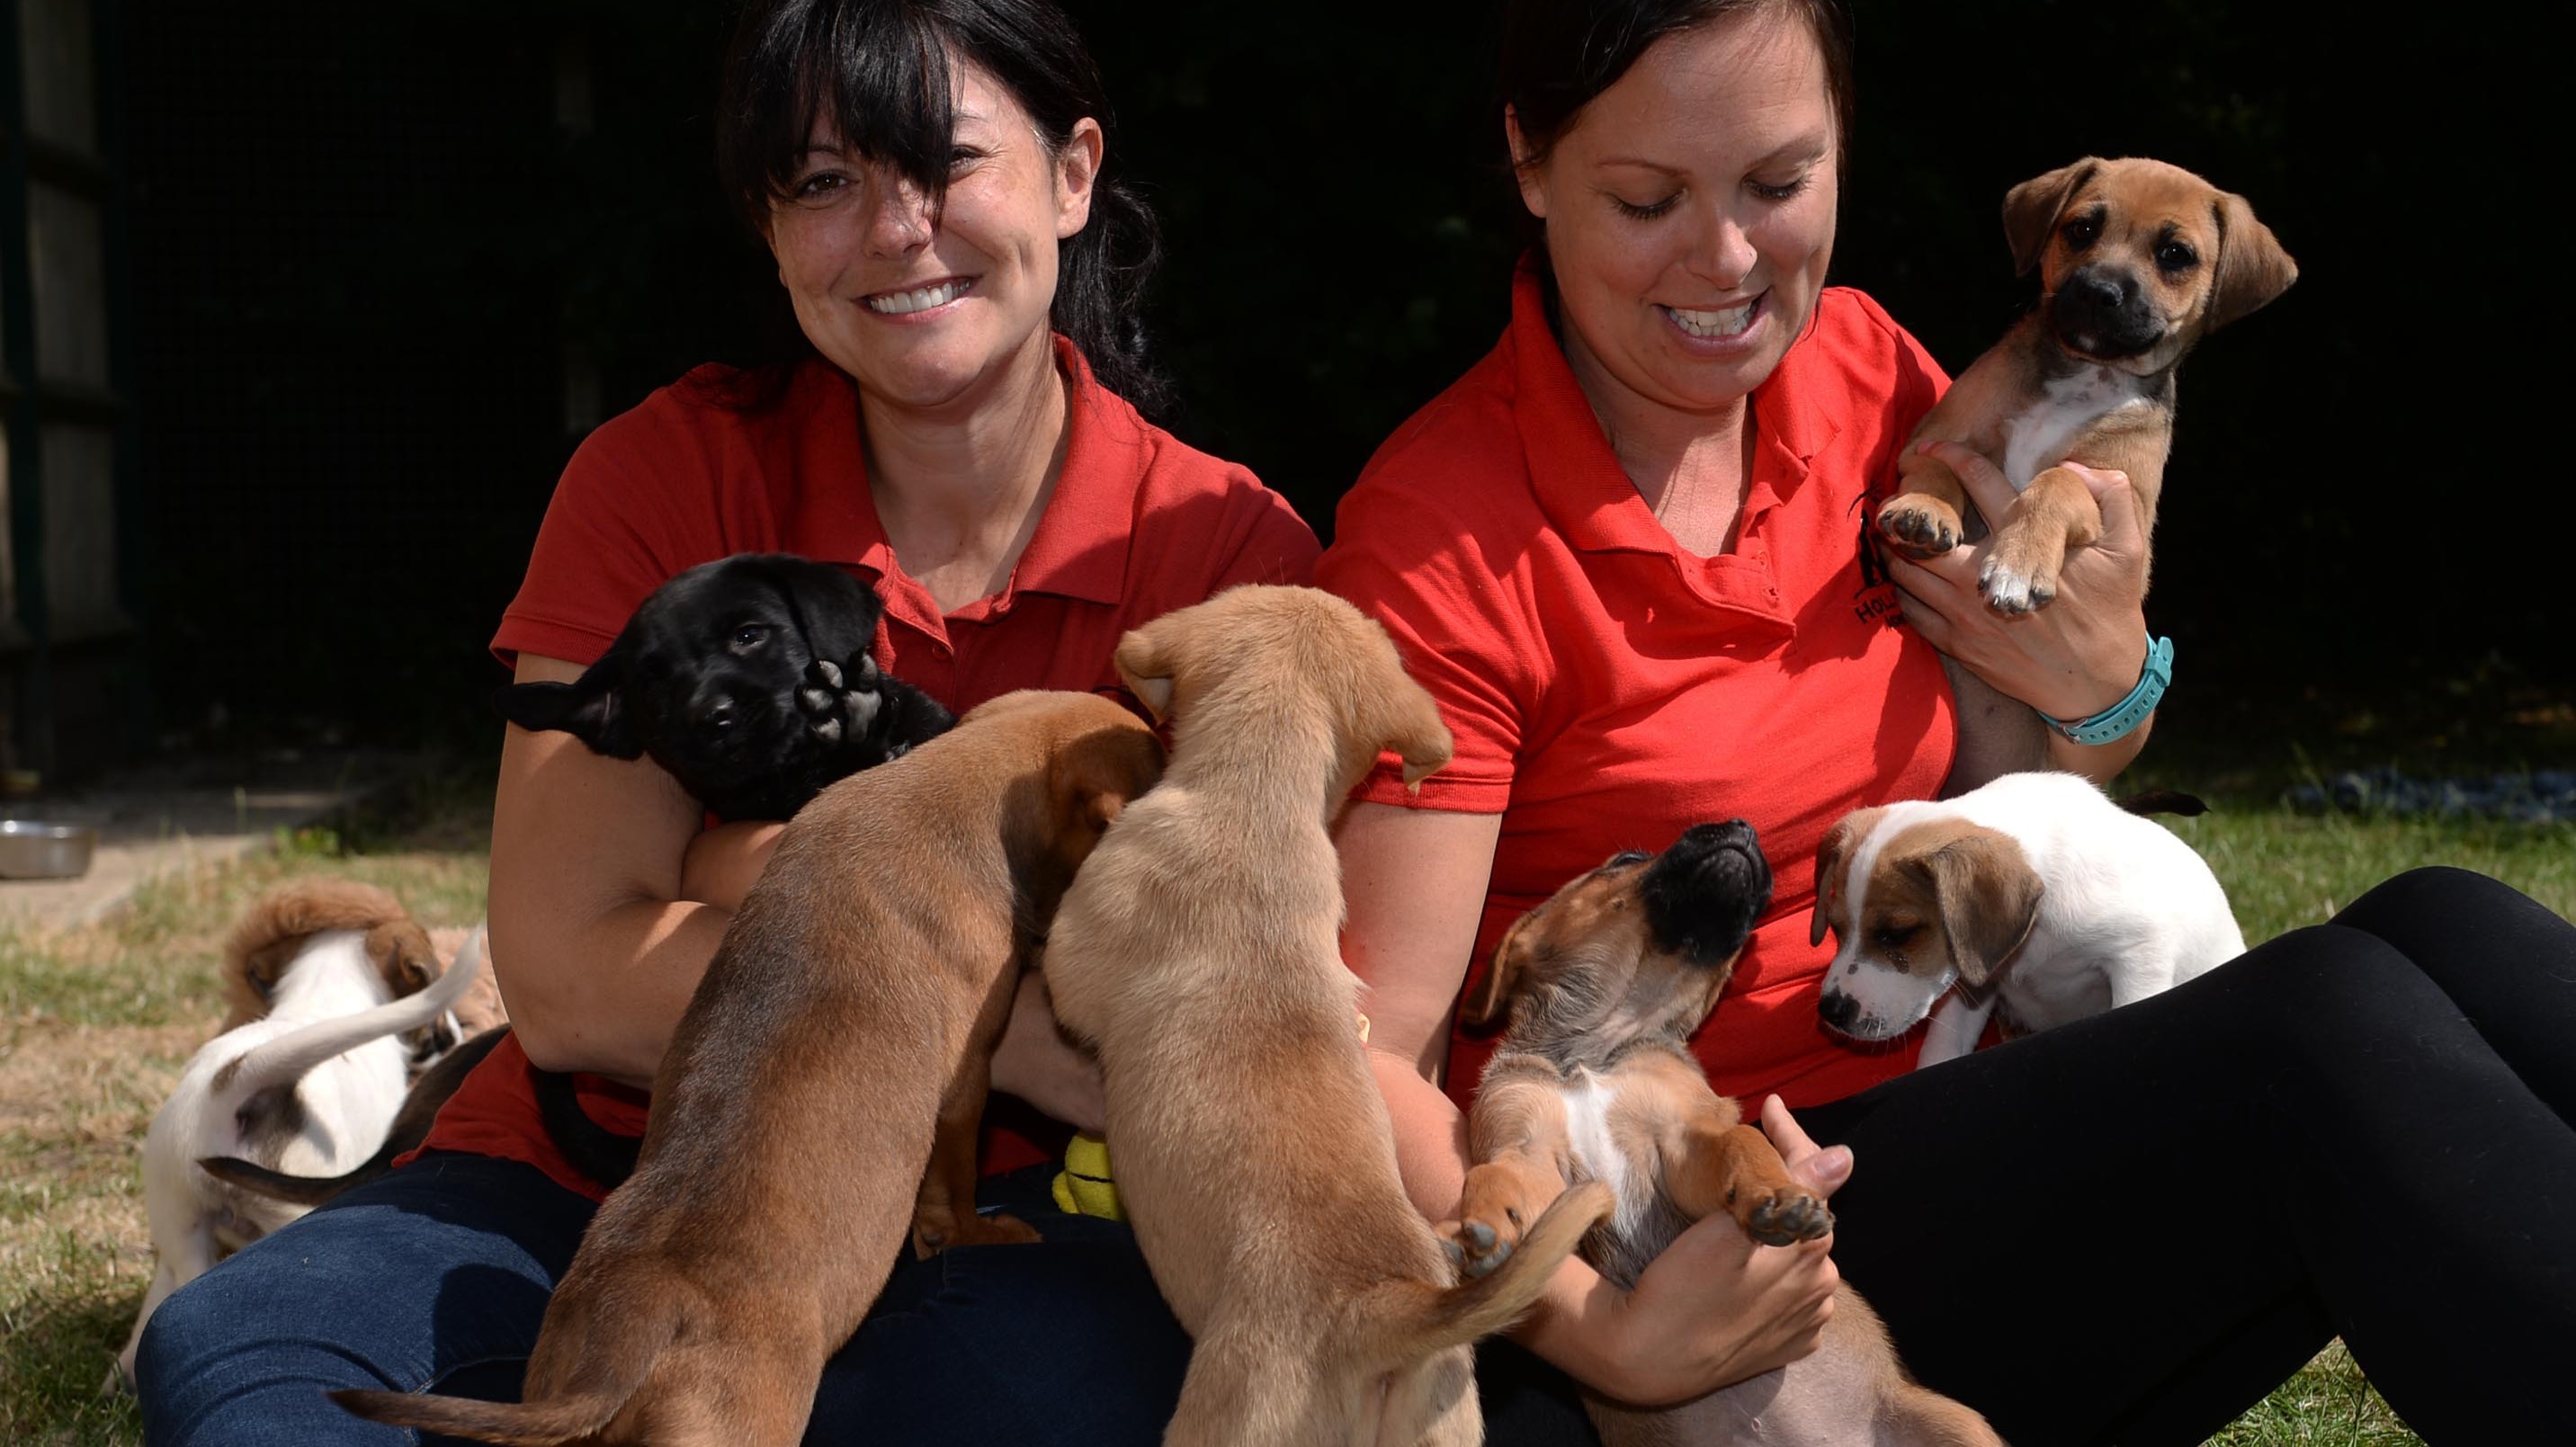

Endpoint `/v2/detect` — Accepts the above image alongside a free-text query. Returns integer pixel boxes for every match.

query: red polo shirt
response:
[1316,270,1956,1114]
[417,342,1318,1200]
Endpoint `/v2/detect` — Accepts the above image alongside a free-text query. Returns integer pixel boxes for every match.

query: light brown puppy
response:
[1879,157,2294,780]
[1044,585,1614,1447]
[1454,827,2003,1447]
[335,690,1164,1447]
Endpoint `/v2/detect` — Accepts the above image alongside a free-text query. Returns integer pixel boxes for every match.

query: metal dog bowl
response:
[0,820,97,880]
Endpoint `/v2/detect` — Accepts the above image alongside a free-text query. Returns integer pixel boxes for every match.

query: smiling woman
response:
[1318,4,2575,1445]
[129,3,1318,1443]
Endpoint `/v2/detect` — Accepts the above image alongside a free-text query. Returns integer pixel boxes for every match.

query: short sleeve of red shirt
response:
[1315,272,1954,1113]
[425,342,1319,1201]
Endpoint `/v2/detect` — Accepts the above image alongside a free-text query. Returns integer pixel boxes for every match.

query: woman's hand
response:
[1888,442,2151,725]
[1567,1098,1856,1406]
[1890,443,2156,783]
[677,821,786,914]
[988,969,1107,1134]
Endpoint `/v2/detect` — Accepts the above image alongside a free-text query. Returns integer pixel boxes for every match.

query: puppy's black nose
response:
[1819,991,1858,1030]
[704,698,737,731]
[1644,820,1774,965]
[2072,272,2125,309]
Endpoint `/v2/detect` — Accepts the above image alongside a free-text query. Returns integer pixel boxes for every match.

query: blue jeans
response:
[137,1156,1192,1445]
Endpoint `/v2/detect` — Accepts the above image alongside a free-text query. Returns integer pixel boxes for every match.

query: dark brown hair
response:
[1499,0,1856,171]
[715,0,1167,411]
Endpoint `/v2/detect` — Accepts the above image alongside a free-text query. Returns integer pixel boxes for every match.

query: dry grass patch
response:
[0,784,488,1444]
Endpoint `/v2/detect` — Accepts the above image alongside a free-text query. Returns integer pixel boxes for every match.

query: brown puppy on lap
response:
[1455,826,2001,1447]
[335,690,1163,1447]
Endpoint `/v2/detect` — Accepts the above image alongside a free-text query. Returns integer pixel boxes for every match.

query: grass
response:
[1,741,2566,1445]
[0,770,490,1446]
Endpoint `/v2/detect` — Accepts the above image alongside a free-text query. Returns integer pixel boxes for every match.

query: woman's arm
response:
[1891,445,2155,789]
[1338,801,1851,1406]
[487,655,742,1085]
[492,654,1104,1123]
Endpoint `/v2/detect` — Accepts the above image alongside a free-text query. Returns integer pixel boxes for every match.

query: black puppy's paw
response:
[796,658,883,746]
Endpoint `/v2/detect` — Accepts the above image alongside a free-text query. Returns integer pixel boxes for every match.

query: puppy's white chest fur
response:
[1559,1071,1627,1207]
[1999,366,2145,487]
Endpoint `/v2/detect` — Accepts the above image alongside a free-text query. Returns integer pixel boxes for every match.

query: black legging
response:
[1477,867,2576,1447]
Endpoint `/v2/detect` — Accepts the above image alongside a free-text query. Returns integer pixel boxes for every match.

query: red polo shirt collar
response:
[1507,266,1839,629]
[775,337,1132,638]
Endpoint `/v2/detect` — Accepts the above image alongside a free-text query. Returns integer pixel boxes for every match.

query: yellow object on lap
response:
[1051,1131,1123,1221]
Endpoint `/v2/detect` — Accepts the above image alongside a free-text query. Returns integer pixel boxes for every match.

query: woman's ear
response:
[1055,116,1104,239]
[1503,105,1550,219]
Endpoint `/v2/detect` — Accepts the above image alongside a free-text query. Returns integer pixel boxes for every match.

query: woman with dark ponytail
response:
[133,4,1312,1442]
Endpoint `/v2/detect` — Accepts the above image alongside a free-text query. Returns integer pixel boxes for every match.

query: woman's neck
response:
[858,329,1072,616]
[1561,323,1757,559]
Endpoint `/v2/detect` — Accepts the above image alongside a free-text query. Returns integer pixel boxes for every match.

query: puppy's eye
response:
[2062,217,2100,248]
[729,624,771,652]
[2155,240,2199,272]
[1873,923,1920,950]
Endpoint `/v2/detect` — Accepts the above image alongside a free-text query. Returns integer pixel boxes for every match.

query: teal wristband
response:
[2041,635,2172,746]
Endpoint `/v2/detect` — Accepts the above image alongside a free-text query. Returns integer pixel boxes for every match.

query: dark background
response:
[114,2,2563,762]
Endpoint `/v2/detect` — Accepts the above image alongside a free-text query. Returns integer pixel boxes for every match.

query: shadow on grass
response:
[0,1286,145,1446]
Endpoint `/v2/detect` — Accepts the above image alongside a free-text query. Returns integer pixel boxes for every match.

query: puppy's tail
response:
[2115,788,2208,817]
[332,1253,677,1444]
[210,928,486,1103]
[192,1154,353,1206]
[1349,1179,1614,1369]
[328,1386,628,1446]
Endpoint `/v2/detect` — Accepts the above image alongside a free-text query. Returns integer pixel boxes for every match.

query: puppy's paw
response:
[797,658,884,746]
[1877,493,1963,557]
[1436,1214,1519,1281]
[1978,527,2067,615]
[1976,554,2060,615]
[1736,1186,1835,1247]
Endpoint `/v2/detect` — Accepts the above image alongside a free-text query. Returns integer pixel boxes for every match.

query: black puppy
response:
[499,554,954,1189]
[498,553,953,822]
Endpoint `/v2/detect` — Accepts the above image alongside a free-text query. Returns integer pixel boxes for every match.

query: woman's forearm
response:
[494,893,731,1085]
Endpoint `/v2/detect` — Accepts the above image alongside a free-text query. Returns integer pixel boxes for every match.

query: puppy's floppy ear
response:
[2205,191,2297,332]
[1381,681,1454,792]
[1462,911,1541,1030]
[363,920,442,997]
[495,648,641,759]
[2003,157,2100,276]
[1914,830,2043,987]
[1056,723,1166,844]
[786,558,888,668]
[1811,815,1860,949]
[1113,615,1186,721]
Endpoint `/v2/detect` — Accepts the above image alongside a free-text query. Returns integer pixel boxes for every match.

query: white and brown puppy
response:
[120,889,486,1385]
[1454,824,2002,1447]
[1880,156,2296,612]
[1811,771,2243,1067]
[1043,585,1614,1447]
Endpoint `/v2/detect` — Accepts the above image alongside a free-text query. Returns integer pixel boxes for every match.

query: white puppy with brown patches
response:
[1810,771,2242,1067]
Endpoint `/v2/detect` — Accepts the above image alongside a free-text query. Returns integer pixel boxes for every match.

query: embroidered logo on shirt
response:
[1850,497,1904,628]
